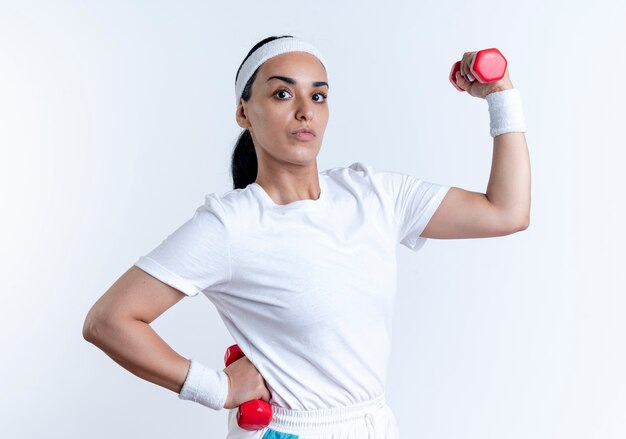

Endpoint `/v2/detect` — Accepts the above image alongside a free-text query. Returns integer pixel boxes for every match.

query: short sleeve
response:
[133,193,231,297]
[372,166,451,252]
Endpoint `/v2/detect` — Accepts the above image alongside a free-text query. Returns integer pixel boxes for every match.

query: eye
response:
[313,92,328,103]
[274,88,292,100]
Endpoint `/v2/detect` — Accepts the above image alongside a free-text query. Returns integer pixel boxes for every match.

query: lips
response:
[292,127,316,136]
[291,126,317,142]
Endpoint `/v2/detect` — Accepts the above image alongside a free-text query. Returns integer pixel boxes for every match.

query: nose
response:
[295,98,314,121]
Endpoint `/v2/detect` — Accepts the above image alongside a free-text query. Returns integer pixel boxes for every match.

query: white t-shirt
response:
[134,161,451,410]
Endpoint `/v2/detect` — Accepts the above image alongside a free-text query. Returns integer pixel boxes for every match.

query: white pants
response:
[226,393,400,439]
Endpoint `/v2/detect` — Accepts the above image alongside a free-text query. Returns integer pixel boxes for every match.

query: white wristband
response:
[486,88,527,138]
[178,359,230,411]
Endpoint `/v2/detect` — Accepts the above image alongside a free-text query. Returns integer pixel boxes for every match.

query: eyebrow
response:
[266,75,329,88]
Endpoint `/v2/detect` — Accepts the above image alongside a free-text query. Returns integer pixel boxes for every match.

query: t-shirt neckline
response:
[251,174,327,210]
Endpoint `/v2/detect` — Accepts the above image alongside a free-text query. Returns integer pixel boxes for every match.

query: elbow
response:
[82,306,112,344]
[511,215,530,233]
[82,312,100,343]
[520,218,530,231]
[519,212,530,230]
[499,211,529,235]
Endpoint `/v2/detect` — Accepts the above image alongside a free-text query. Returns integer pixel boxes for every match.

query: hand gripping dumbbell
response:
[449,48,507,91]
[224,344,273,430]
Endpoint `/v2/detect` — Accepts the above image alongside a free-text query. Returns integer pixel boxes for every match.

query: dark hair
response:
[230,35,294,189]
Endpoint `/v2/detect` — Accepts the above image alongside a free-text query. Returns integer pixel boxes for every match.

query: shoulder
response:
[203,184,258,209]
[199,184,261,230]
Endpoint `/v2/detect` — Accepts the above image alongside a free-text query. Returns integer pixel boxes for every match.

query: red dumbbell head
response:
[225,344,245,367]
[472,48,507,83]
[238,400,274,430]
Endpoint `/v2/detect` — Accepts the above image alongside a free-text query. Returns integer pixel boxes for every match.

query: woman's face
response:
[236,51,329,168]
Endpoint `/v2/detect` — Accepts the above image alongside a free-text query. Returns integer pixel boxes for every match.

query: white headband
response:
[235,37,329,106]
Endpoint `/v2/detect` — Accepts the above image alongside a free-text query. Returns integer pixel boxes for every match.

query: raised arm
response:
[421,52,530,239]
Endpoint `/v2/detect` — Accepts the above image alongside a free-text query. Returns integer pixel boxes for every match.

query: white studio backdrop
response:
[1,0,624,438]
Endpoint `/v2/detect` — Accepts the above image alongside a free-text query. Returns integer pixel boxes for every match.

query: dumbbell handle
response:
[449,48,507,91]
[224,344,273,431]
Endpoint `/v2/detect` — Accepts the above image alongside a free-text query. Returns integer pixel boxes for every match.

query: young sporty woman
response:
[83,35,530,438]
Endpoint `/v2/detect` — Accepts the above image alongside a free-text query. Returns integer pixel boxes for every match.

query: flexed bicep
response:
[420,186,527,239]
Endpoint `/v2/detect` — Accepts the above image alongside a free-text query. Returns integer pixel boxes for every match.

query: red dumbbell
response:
[449,48,507,91]
[224,344,273,430]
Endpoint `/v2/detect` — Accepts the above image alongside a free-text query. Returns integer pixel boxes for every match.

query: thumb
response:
[455,71,473,92]
[260,380,272,403]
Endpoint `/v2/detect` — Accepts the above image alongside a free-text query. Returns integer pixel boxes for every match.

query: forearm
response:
[486,131,531,227]
[455,55,531,229]
[86,318,190,394]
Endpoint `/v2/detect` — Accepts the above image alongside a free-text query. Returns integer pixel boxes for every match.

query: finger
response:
[461,51,476,82]
[460,52,469,79]
[469,53,480,83]
[455,71,472,91]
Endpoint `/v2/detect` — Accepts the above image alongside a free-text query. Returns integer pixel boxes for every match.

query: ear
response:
[235,102,251,129]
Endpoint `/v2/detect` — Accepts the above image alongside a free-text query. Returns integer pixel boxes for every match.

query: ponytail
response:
[230,128,257,190]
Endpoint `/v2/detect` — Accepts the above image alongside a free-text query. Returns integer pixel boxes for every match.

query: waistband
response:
[268,393,386,432]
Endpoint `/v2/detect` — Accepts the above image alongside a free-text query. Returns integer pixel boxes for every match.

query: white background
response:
[1,0,625,438]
